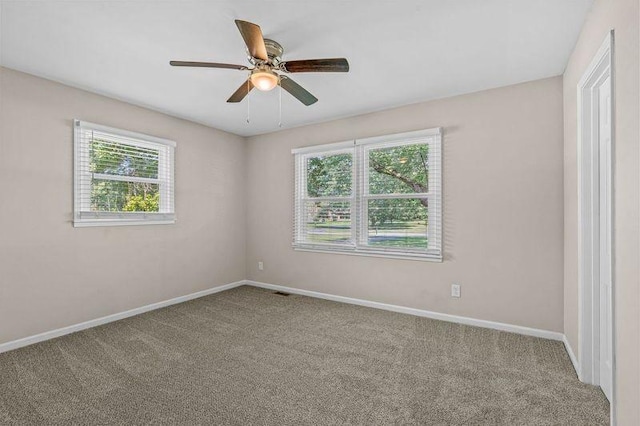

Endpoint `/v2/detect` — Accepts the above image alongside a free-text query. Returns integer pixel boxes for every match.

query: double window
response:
[293,128,442,260]
[73,120,175,227]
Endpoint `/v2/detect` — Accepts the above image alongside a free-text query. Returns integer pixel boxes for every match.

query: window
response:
[73,120,175,227]
[293,128,442,261]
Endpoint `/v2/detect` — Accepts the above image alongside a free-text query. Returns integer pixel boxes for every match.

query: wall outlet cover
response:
[451,284,461,298]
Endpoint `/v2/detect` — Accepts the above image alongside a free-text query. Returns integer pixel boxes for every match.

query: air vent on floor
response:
[273,291,290,296]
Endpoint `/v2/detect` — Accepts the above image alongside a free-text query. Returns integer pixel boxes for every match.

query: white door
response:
[598,76,613,401]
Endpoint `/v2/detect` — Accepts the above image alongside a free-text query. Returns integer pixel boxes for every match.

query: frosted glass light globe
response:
[250,70,278,91]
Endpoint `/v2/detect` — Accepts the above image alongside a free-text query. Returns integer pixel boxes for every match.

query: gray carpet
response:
[0,285,608,425]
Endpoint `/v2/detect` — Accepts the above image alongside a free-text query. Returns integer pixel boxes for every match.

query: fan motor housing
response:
[248,39,284,66]
[264,39,284,61]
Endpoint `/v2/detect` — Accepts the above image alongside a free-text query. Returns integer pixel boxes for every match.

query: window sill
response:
[292,245,443,262]
[73,219,176,227]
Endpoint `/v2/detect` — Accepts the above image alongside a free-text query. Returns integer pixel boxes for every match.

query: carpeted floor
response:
[0,285,608,425]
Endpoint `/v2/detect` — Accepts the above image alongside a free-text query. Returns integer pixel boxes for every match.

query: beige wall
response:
[562,0,640,423]
[0,67,247,345]
[245,77,565,333]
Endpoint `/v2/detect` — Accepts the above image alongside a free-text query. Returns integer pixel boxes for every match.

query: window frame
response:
[293,128,442,261]
[73,119,176,227]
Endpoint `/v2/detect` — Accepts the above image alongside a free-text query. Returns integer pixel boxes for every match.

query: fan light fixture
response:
[250,69,279,91]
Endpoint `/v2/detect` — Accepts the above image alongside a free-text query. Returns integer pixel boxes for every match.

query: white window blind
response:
[293,128,442,261]
[73,120,175,227]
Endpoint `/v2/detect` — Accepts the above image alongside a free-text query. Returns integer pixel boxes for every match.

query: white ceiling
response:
[0,1,593,136]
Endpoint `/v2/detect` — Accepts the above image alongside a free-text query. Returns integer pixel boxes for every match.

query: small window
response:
[73,120,175,227]
[293,128,442,261]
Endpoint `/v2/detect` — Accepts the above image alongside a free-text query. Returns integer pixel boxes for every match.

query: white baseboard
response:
[0,279,569,356]
[562,334,580,377]
[244,280,565,341]
[0,280,245,354]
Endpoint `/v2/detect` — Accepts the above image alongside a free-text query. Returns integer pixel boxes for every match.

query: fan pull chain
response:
[246,78,250,124]
[278,76,283,128]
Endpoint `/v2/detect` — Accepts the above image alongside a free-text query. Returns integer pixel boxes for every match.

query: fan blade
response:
[170,61,247,70]
[227,80,254,103]
[235,20,268,61]
[280,76,318,106]
[281,58,349,73]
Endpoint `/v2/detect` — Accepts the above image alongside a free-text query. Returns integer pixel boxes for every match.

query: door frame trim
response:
[577,29,615,422]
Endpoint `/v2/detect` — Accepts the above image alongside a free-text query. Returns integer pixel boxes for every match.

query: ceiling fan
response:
[170,20,349,106]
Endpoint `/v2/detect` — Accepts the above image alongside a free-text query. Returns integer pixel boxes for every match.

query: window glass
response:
[306,153,352,197]
[368,144,428,194]
[303,201,352,245]
[367,198,428,249]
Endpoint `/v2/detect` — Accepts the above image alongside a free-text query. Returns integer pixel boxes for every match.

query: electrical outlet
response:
[451,284,461,298]
[258,261,264,271]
